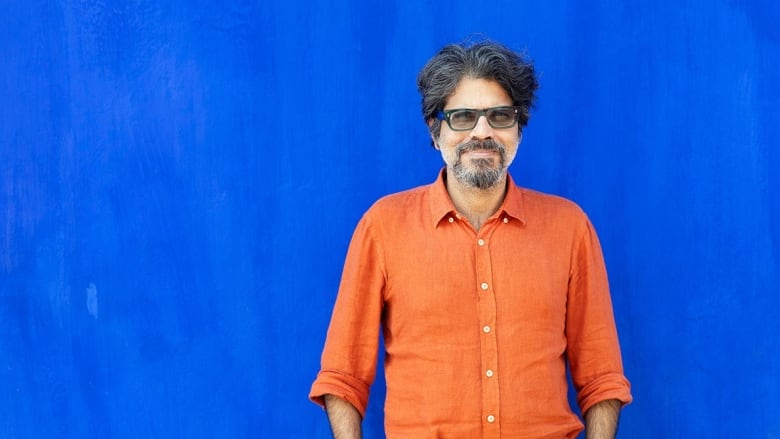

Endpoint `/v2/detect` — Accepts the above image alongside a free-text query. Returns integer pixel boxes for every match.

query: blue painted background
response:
[2,1,778,437]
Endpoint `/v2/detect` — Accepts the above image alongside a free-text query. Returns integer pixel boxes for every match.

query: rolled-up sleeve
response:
[565,216,633,415]
[309,214,386,417]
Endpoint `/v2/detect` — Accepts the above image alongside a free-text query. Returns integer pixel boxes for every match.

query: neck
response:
[445,169,508,230]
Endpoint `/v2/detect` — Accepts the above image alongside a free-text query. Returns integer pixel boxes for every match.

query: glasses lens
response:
[449,110,478,130]
[487,107,517,128]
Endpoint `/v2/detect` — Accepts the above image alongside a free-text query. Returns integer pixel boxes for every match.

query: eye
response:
[489,108,515,124]
[450,110,477,124]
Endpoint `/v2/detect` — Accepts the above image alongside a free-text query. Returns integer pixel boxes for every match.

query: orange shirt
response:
[310,171,632,438]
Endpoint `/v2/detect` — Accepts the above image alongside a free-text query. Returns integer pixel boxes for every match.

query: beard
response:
[451,139,507,190]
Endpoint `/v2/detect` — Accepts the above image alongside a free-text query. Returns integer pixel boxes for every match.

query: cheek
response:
[506,133,520,148]
[439,131,469,150]
[440,147,458,165]
[502,136,521,162]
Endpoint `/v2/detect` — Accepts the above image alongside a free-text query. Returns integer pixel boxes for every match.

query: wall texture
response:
[1,1,778,437]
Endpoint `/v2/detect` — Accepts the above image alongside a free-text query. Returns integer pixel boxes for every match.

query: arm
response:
[565,217,632,419]
[584,399,622,439]
[324,394,362,439]
[309,215,385,422]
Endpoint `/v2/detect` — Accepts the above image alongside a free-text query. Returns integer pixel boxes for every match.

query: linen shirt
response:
[310,171,632,438]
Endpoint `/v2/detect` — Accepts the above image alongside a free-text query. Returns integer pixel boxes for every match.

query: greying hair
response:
[417,41,538,140]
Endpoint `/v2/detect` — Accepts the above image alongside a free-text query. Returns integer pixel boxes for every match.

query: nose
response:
[470,114,493,139]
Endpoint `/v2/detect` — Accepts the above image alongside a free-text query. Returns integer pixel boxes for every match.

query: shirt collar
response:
[428,168,527,228]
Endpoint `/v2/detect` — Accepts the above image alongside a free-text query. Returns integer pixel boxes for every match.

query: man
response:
[310,40,632,438]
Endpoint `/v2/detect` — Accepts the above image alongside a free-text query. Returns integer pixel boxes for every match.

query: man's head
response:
[417,41,538,142]
[417,41,538,190]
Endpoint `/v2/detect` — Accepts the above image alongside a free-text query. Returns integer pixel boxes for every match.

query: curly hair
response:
[416,40,538,141]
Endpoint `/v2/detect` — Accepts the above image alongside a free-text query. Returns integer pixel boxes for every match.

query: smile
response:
[463,149,498,158]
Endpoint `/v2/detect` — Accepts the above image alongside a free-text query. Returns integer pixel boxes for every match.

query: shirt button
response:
[483,325,491,333]
[477,238,485,246]
[486,369,494,377]
[487,415,495,423]
[503,217,509,223]
[480,282,489,290]
[448,217,454,223]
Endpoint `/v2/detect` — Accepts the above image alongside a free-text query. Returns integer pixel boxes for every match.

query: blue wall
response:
[1,1,778,437]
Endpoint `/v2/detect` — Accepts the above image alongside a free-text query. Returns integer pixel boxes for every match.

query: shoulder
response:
[513,187,603,256]
[364,183,431,218]
[518,186,588,221]
[351,182,434,243]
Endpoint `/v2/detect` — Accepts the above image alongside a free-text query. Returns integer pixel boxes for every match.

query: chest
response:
[381,220,572,332]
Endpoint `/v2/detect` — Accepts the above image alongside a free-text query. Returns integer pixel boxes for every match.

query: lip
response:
[463,149,498,158]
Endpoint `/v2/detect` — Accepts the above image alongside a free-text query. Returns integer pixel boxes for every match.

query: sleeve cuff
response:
[309,369,371,418]
[577,372,633,415]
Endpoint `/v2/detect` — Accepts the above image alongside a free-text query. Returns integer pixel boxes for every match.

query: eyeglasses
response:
[436,106,520,131]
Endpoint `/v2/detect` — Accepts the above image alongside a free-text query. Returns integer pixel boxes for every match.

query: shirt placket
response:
[475,220,500,439]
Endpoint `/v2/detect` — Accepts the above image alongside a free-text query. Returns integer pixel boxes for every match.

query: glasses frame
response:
[436,106,520,131]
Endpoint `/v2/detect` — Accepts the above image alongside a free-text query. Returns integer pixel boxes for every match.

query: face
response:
[431,77,521,190]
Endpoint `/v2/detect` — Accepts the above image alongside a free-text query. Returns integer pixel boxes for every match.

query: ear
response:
[518,131,523,144]
[428,119,440,150]
[430,133,440,150]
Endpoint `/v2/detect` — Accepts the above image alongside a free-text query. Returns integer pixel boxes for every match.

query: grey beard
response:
[452,139,507,189]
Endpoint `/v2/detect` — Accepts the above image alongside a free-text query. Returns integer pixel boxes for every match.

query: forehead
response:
[445,77,512,109]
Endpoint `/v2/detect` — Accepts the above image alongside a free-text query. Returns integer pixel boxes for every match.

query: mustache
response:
[455,139,506,158]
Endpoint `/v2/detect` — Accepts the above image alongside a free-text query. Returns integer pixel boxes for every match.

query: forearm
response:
[584,399,622,439]
[324,394,362,439]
